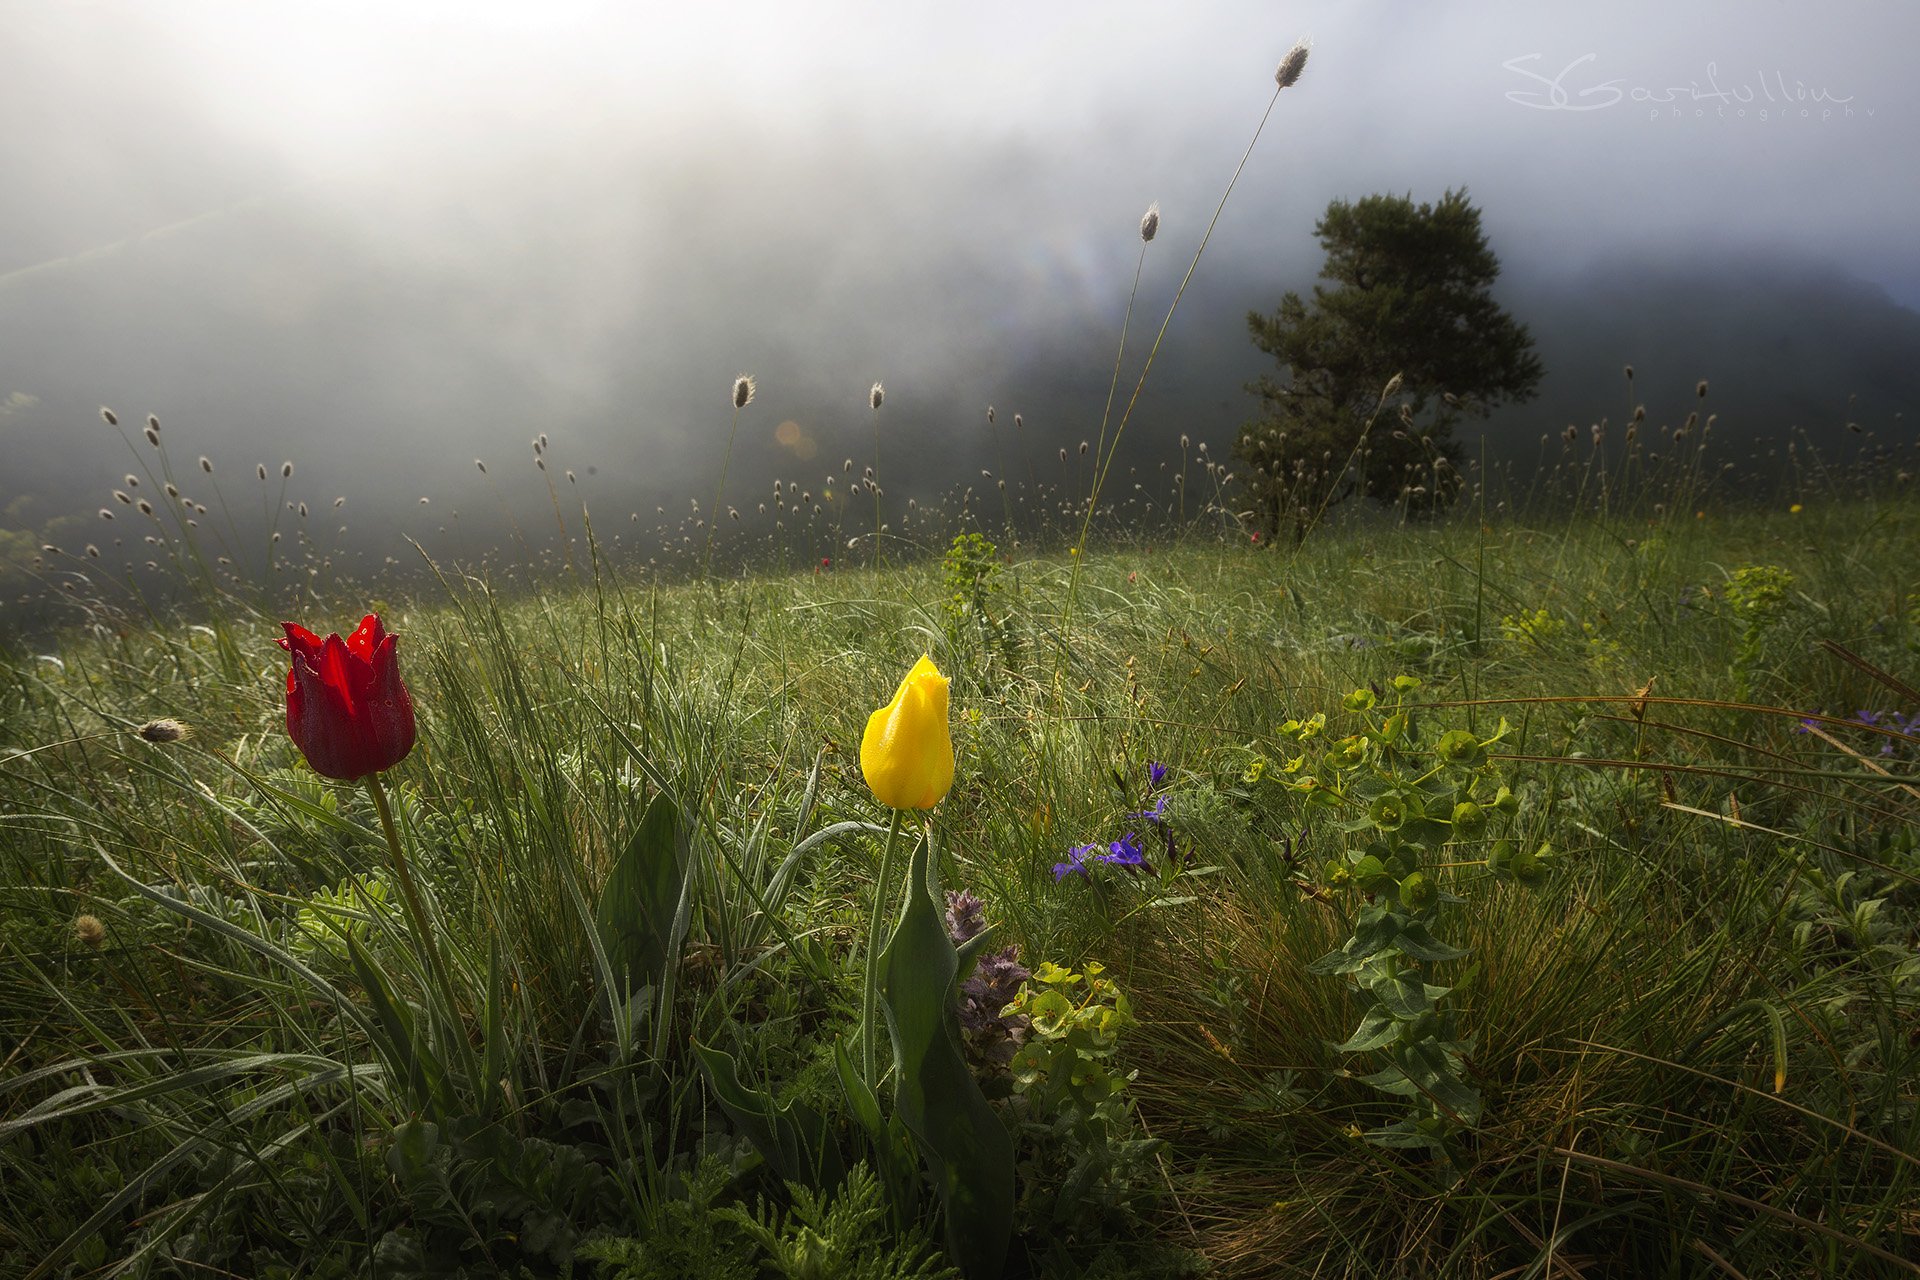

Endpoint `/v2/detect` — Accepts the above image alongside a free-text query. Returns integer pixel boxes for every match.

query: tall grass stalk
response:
[1067,47,1305,622]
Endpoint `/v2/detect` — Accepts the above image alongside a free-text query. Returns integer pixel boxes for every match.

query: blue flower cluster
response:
[1795,709,1920,757]
[1053,834,1145,881]
[1052,761,1175,881]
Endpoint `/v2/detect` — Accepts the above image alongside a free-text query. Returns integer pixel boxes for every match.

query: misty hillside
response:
[3,247,1916,607]
[1494,250,1920,448]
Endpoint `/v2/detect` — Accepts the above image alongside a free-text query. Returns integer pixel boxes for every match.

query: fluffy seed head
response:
[74,914,106,947]
[1696,380,1709,398]
[144,425,160,446]
[100,408,118,426]
[137,718,189,743]
[733,374,756,408]
[281,461,293,478]
[1275,41,1310,88]
[1140,201,1160,242]
[869,381,885,410]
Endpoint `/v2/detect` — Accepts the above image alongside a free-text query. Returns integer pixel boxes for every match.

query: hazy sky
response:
[2,1,1914,574]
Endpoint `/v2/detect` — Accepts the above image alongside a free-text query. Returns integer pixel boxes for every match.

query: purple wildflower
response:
[1102,833,1146,868]
[1132,794,1170,827]
[945,889,988,944]
[945,887,1032,1071]
[1053,842,1101,882]
[1148,760,1169,789]
[958,945,1031,1068]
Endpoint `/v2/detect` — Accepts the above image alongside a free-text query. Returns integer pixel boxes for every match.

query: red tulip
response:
[277,614,416,781]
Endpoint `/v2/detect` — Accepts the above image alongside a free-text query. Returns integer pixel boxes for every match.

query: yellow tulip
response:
[860,654,954,809]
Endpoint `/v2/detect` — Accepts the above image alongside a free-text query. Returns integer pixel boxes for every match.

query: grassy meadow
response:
[3,494,1919,1277]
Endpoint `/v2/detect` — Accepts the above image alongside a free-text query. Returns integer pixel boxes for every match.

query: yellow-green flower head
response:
[861,654,954,809]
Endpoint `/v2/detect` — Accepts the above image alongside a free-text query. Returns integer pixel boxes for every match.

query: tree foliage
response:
[1236,188,1543,539]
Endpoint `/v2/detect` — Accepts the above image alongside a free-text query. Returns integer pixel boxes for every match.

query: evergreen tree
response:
[1237,188,1543,540]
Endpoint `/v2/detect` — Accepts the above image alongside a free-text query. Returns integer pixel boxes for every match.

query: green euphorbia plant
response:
[1246,676,1551,1153]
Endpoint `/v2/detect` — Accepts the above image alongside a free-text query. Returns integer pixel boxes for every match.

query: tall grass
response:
[4,496,1918,1275]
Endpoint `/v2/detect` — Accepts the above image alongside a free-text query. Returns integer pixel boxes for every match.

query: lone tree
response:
[1236,188,1542,540]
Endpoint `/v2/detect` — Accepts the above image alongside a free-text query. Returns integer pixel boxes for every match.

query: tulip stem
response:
[366,773,464,1042]
[862,807,906,1089]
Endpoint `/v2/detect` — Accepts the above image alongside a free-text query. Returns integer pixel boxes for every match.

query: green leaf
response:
[345,934,449,1115]
[831,1034,927,1221]
[385,1120,441,1180]
[954,922,998,979]
[833,1037,884,1138]
[595,790,690,998]
[481,934,507,1117]
[1364,1116,1451,1150]
[1392,921,1469,963]
[1307,944,1364,976]
[693,1041,845,1190]
[1336,1007,1402,1054]
[880,839,1015,1280]
[1357,1063,1423,1097]
[1370,968,1432,1020]
[1402,1040,1482,1124]
[1348,903,1401,955]
[1435,729,1483,765]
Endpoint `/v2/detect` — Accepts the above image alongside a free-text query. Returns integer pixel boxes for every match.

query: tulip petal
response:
[278,621,323,657]
[345,614,383,662]
[365,633,416,769]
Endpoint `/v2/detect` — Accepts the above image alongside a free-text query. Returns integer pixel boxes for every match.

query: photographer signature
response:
[1503,54,1855,111]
